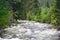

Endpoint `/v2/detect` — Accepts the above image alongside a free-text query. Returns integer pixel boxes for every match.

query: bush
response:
[40,7,49,23]
[26,8,41,21]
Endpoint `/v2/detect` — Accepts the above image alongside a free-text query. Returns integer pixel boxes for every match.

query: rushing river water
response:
[0,20,60,40]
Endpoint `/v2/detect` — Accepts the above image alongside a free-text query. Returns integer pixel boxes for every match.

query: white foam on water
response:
[0,20,60,40]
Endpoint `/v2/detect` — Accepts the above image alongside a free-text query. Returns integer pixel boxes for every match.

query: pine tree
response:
[45,0,49,8]
[55,0,60,26]
[0,0,10,29]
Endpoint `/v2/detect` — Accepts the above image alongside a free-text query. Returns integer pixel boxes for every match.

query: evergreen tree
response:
[55,0,60,26]
[45,0,49,8]
[0,0,10,29]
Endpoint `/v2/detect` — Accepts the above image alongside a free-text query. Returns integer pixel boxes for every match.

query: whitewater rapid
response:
[0,20,60,40]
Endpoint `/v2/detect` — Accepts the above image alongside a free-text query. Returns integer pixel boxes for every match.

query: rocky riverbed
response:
[0,20,60,40]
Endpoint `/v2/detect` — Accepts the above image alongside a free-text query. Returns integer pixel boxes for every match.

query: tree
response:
[0,0,10,29]
[45,0,49,8]
[54,0,60,26]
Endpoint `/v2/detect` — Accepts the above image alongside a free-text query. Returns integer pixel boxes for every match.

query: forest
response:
[0,0,60,30]
[0,0,60,40]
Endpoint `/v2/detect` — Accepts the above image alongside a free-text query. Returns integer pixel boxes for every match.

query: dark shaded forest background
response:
[0,0,60,30]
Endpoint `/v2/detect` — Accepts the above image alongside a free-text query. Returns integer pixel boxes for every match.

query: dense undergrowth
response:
[0,0,60,30]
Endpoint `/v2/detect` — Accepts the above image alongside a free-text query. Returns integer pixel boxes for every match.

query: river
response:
[0,20,60,40]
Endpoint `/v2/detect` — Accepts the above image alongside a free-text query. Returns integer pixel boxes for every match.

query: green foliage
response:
[26,8,41,22]
[55,0,60,26]
[2,0,60,30]
[40,7,48,23]
[48,6,56,24]
[0,0,10,29]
